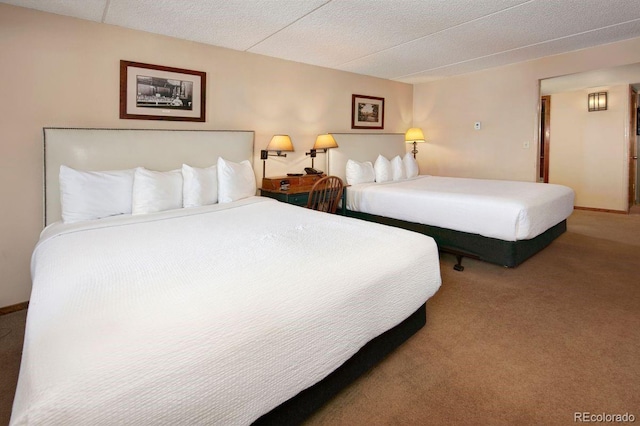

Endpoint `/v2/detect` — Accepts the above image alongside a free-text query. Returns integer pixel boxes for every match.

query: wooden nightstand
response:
[259,174,347,214]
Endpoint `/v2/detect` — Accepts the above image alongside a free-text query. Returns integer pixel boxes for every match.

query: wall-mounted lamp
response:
[305,134,338,171]
[260,135,294,178]
[405,127,426,158]
[588,92,607,112]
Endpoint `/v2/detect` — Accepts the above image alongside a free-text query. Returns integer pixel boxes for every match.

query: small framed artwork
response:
[351,94,384,129]
[120,60,206,122]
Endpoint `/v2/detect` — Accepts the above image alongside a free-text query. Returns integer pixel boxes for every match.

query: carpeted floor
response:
[0,309,25,426]
[305,210,640,425]
[1,209,639,425]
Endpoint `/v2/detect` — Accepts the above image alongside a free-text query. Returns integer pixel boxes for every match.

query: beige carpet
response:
[306,210,640,425]
[0,309,25,426]
[1,209,639,425]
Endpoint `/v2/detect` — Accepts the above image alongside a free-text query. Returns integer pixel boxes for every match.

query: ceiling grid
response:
[3,0,640,83]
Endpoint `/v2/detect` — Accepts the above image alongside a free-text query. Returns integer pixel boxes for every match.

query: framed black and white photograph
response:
[120,60,206,122]
[351,94,384,129]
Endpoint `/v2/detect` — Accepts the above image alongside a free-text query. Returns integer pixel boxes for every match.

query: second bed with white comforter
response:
[347,176,575,241]
[11,197,441,425]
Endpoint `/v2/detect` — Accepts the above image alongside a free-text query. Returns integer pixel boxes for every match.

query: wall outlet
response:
[474,122,481,130]
[523,140,530,149]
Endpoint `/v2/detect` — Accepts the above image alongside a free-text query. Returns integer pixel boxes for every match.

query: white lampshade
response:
[313,134,338,150]
[405,128,425,143]
[266,135,294,152]
[587,92,607,112]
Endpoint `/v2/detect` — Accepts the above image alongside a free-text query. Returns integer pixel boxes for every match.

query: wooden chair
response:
[306,176,344,214]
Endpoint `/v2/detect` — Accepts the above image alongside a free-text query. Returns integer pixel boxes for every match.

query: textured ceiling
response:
[5,0,640,84]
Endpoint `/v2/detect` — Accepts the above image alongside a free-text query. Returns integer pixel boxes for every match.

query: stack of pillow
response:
[345,153,418,186]
[59,158,256,224]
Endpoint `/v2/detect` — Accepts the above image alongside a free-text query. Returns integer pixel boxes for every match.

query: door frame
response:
[628,86,637,209]
[540,95,551,183]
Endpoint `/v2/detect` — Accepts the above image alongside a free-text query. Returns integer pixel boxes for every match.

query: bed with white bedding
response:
[328,133,575,269]
[347,176,574,241]
[11,128,441,425]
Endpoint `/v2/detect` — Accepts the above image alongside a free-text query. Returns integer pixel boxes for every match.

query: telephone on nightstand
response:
[304,167,323,175]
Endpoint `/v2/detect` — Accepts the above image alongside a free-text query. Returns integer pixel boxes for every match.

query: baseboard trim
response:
[0,301,29,315]
[574,206,627,214]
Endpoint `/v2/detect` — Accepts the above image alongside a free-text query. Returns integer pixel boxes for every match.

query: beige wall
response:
[0,4,413,307]
[413,37,640,193]
[549,86,629,211]
[413,64,538,180]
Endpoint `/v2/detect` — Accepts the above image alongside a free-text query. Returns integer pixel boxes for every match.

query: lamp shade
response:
[405,127,425,143]
[266,135,294,152]
[313,134,338,150]
[588,92,607,112]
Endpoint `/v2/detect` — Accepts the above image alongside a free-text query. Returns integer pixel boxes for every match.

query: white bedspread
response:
[347,176,575,241]
[11,197,441,425]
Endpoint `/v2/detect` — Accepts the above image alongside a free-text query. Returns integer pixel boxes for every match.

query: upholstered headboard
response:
[327,133,406,181]
[43,128,254,226]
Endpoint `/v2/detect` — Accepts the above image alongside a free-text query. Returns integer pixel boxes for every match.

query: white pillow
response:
[403,152,419,178]
[182,164,218,208]
[132,168,183,215]
[59,165,135,224]
[391,155,406,181]
[217,157,256,203]
[345,159,375,185]
[374,155,392,183]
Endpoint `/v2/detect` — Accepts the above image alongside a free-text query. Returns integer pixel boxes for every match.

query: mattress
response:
[346,176,575,241]
[11,197,441,425]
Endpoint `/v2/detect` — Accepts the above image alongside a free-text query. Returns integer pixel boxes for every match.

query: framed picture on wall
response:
[351,94,384,129]
[120,60,206,122]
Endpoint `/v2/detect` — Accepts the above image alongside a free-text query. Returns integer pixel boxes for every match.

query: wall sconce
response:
[405,127,426,158]
[305,134,338,171]
[260,135,294,178]
[588,92,607,112]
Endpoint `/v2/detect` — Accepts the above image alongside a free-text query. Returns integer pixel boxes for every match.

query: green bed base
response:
[346,210,567,269]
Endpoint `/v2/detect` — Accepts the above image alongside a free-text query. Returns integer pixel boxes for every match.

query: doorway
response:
[541,64,640,212]
[539,96,550,183]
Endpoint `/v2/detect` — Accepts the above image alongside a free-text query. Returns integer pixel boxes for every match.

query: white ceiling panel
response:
[339,0,640,79]
[1,0,106,22]
[104,0,329,51]
[4,0,640,84]
[400,19,640,83]
[248,0,528,67]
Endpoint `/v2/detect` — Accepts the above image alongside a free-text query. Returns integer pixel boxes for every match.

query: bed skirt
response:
[253,303,427,425]
[346,210,567,268]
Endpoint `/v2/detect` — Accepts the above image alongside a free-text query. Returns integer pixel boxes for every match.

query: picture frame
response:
[120,60,206,122]
[351,94,384,129]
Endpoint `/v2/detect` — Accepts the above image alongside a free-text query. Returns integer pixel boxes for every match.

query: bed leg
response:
[453,255,465,272]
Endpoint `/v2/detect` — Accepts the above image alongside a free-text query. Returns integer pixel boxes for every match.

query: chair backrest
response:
[306,176,344,214]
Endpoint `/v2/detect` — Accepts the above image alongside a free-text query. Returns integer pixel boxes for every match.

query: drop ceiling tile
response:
[4,0,640,84]
[340,0,640,80]
[104,0,329,51]
[1,0,107,21]
[249,0,528,67]
[398,19,640,84]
